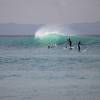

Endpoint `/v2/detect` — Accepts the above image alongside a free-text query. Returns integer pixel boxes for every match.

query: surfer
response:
[48,45,50,49]
[48,44,57,49]
[68,38,72,49]
[78,41,81,52]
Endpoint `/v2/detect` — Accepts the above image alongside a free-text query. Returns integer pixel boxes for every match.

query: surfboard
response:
[63,46,74,49]
[68,46,74,49]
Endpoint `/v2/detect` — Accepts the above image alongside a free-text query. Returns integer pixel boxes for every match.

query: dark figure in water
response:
[68,38,72,49]
[48,45,50,49]
[78,41,81,52]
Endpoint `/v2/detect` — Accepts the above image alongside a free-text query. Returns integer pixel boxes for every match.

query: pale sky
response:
[0,0,100,24]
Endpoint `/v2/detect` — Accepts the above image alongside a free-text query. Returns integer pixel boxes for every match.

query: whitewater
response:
[0,35,100,100]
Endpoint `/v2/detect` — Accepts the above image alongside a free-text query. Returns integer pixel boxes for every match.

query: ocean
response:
[0,35,100,100]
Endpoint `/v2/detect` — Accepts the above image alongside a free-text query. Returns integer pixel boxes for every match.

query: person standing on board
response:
[78,41,81,52]
[68,38,72,49]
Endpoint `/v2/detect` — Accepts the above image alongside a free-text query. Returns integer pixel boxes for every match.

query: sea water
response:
[0,35,100,100]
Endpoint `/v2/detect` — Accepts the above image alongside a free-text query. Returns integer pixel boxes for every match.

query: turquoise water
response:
[0,35,100,100]
[0,35,100,46]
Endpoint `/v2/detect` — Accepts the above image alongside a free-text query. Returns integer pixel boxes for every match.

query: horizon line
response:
[0,21,100,25]
[0,34,100,37]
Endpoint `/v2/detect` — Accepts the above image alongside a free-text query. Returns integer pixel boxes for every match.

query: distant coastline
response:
[0,22,100,35]
[0,34,100,37]
[0,35,34,37]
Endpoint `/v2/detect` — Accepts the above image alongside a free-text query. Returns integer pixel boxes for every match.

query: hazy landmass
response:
[0,22,100,35]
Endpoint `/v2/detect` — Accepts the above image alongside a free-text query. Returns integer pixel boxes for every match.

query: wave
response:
[0,35,100,47]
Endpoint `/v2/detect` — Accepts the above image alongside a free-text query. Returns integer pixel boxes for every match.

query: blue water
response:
[0,36,100,100]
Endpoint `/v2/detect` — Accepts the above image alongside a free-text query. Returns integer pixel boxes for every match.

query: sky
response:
[0,0,100,24]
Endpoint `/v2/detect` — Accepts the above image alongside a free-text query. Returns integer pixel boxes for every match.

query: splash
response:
[35,25,66,38]
[34,25,68,45]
